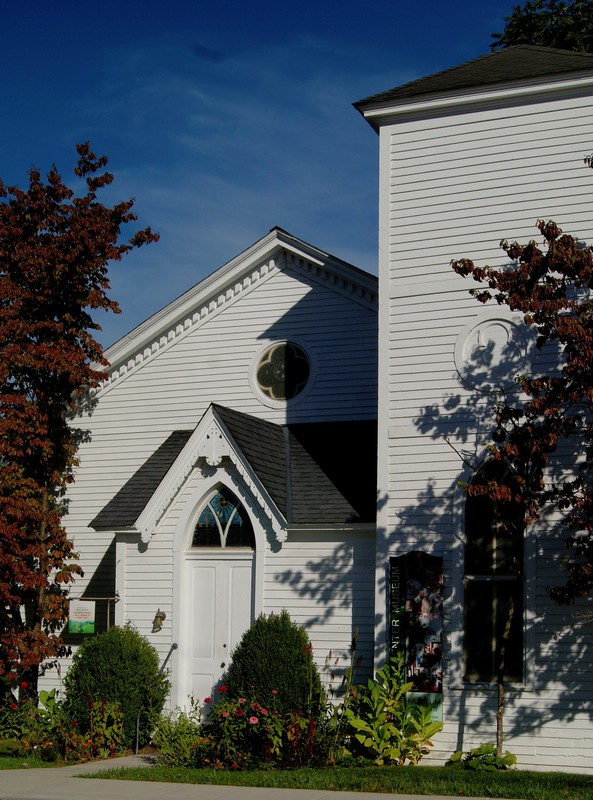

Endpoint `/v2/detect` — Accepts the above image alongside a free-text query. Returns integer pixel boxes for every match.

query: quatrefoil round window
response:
[256,342,310,401]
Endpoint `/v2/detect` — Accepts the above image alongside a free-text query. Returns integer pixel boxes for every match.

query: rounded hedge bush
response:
[63,625,169,747]
[223,610,324,716]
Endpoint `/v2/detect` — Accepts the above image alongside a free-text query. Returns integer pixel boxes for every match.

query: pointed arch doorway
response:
[182,486,256,703]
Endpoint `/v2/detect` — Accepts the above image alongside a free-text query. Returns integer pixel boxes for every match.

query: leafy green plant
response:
[344,656,442,765]
[204,692,282,768]
[0,697,29,740]
[153,698,206,768]
[447,742,517,771]
[155,684,330,769]
[0,687,125,763]
[323,629,363,762]
[0,739,20,756]
[63,624,169,747]
[224,611,324,718]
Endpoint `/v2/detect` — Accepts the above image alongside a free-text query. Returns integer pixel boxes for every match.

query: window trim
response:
[250,338,316,409]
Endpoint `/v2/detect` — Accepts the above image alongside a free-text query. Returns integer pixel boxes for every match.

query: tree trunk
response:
[496,594,515,756]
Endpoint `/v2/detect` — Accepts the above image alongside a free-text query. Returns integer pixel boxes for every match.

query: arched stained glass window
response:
[464,461,524,683]
[192,487,255,548]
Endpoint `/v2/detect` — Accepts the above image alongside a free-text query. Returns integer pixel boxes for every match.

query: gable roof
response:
[102,227,377,393]
[355,46,593,128]
[90,405,376,535]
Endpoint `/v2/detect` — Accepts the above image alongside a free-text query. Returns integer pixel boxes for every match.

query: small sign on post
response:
[68,599,96,634]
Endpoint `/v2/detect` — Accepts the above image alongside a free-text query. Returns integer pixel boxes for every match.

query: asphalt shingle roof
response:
[90,430,193,529]
[355,46,593,112]
[216,405,377,525]
[90,406,376,530]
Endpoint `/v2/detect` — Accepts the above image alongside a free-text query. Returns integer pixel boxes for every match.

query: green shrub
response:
[223,610,324,718]
[63,624,169,747]
[447,743,517,771]
[0,739,20,756]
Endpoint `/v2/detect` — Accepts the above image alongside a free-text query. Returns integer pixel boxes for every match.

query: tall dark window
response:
[192,487,255,548]
[464,462,524,682]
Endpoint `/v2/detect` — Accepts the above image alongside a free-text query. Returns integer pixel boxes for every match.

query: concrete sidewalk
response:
[0,754,500,800]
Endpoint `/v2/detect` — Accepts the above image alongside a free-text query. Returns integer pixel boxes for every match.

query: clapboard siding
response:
[376,74,593,770]
[264,530,375,685]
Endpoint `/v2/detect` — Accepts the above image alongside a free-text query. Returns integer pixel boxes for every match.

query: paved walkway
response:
[0,754,500,800]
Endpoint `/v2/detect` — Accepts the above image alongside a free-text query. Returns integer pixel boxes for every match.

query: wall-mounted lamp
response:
[151,609,166,633]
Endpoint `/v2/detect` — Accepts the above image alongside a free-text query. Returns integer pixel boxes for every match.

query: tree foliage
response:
[0,144,158,691]
[452,221,593,604]
[491,0,593,52]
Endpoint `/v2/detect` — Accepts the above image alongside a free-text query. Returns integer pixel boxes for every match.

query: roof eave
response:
[357,71,593,131]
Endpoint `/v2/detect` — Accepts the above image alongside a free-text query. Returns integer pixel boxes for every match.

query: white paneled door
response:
[183,552,254,704]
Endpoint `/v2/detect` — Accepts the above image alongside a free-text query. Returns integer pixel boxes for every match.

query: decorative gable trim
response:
[100,255,281,397]
[285,250,377,309]
[136,406,287,544]
[96,228,377,398]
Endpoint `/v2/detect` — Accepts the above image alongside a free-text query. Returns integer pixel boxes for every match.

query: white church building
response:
[57,46,593,772]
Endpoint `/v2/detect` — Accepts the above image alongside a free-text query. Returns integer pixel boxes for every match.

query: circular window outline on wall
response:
[250,339,315,408]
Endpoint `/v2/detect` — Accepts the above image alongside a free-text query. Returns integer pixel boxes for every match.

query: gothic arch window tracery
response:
[192,486,255,549]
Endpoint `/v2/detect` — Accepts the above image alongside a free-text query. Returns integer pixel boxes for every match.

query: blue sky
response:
[2,0,512,346]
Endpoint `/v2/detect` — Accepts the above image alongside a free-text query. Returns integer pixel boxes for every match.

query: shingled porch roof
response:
[90,406,376,531]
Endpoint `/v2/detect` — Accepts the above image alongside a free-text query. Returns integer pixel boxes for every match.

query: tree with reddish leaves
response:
[452,220,593,605]
[0,144,158,699]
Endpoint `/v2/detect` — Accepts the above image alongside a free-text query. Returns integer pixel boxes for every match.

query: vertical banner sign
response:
[389,552,443,721]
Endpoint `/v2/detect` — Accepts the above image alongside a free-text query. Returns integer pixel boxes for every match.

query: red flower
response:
[19,681,29,689]
[234,708,244,717]
[271,689,278,695]
[203,697,212,703]
[9,702,17,710]
[218,685,228,693]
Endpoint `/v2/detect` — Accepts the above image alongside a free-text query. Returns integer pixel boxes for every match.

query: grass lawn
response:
[0,755,58,769]
[82,763,593,800]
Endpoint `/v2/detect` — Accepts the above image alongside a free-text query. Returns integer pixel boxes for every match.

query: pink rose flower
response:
[271,689,278,695]
[238,697,246,704]
[249,716,259,724]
